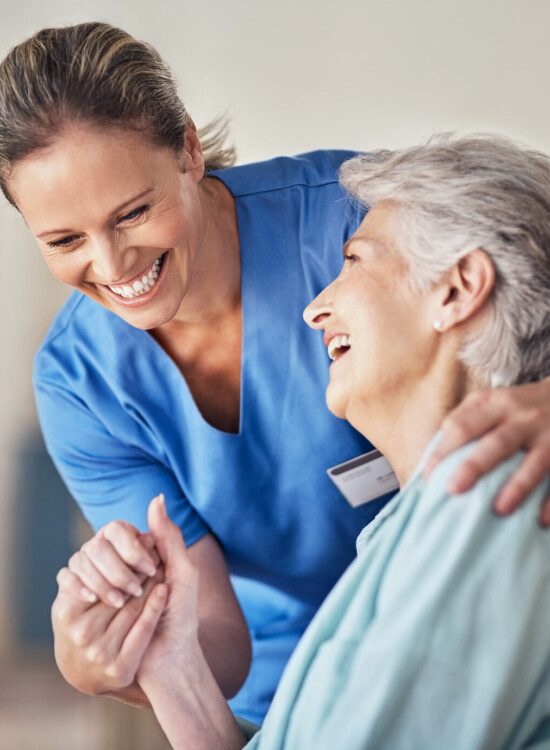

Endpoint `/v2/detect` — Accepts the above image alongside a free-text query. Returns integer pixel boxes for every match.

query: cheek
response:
[144,207,198,251]
[41,250,85,287]
[347,290,413,359]
[353,301,432,390]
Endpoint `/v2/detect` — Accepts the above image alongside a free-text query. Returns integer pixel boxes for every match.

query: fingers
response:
[56,566,98,605]
[68,522,161,607]
[147,495,189,568]
[53,574,165,693]
[119,584,168,677]
[100,522,157,576]
[85,535,145,596]
[52,523,166,696]
[493,447,550,519]
[445,423,521,495]
[422,389,550,524]
[85,575,159,663]
[52,584,119,647]
[139,532,161,567]
[424,390,504,478]
[540,494,550,527]
[68,546,130,608]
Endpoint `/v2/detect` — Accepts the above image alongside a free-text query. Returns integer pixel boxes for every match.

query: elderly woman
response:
[1,22,550,723]
[126,135,550,749]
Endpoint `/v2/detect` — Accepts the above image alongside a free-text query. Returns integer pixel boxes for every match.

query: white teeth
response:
[327,334,351,361]
[107,253,164,299]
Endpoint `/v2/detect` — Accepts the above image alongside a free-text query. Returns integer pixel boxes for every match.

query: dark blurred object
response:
[13,431,76,647]
[5,433,171,748]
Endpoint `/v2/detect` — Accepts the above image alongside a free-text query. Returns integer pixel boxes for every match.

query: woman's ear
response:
[433,249,496,332]
[180,120,205,179]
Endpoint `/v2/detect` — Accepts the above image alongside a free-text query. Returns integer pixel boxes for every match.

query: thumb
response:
[147,494,188,569]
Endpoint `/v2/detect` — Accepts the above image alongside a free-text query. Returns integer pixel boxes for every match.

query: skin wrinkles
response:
[38,186,156,240]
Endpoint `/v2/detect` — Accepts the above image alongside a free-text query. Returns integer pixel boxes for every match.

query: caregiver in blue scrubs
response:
[1,23,549,723]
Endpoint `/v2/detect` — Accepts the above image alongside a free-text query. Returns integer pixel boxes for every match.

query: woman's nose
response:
[303,286,333,329]
[90,233,133,284]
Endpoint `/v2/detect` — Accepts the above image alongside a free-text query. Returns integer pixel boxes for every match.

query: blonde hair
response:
[0,22,236,206]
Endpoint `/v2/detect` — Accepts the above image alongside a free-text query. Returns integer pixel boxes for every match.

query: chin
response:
[325,387,348,420]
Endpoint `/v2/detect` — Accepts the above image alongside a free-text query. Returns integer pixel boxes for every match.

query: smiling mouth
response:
[327,334,351,361]
[105,252,167,299]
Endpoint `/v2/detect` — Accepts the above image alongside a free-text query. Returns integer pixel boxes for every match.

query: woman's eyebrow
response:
[111,187,154,216]
[37,187,154,238]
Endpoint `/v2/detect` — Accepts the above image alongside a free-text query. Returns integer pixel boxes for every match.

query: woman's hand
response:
[136,494,200,685]
[66,520,159,607]
[51,523,165,704]
[424,378,550,523]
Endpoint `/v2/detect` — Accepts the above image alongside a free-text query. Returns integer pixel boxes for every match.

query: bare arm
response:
[187,533,252,699]
[140,641,247,750]
[137,496,247,749]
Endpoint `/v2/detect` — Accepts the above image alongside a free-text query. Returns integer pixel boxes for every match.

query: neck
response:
[175,176,241,327]
[351,347,476,487]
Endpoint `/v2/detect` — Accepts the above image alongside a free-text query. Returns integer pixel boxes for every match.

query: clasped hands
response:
[52,494,197,705]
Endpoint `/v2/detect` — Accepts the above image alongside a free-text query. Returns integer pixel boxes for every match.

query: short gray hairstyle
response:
[339,134,550,387]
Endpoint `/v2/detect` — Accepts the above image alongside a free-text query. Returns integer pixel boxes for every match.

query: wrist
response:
[137,634,203,695]
[138,646,246,750]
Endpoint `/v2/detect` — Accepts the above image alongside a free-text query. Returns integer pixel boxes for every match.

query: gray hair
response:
[339,134,550,387]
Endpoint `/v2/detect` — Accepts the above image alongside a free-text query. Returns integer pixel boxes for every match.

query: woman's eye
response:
[119,205,149,223]
[47,235,80,248]
[344,253,359,264]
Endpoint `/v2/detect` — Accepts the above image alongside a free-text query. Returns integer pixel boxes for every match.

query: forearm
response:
[139,646,247,750]
[198,616,252,698]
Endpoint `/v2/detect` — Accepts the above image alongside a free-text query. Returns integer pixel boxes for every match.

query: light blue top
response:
[246,438,550,749]
[33,151,396,723]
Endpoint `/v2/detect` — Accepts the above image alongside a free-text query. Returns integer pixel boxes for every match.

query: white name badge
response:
[327,449,400,508]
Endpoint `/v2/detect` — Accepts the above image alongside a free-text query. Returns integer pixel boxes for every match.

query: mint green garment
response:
[246,437,550,749]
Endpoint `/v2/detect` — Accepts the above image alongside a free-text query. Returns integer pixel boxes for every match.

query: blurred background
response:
[2,0,550,746]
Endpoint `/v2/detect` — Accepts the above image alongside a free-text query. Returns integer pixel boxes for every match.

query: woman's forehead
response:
[351,201,399,251]
[9,125,173,229]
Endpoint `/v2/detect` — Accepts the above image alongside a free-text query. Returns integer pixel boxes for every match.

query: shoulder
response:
[33,291,134,387]
[412,439,550,557]
[365,439,550,622]
[210,150,361,198]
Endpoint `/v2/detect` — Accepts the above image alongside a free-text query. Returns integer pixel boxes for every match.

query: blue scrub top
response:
[34,150,395,722]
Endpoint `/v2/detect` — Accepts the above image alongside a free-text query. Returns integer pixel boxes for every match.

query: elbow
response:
[198,616,252,699]
[221,622,252,699]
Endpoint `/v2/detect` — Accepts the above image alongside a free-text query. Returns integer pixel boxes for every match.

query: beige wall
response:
[1,0,550,655]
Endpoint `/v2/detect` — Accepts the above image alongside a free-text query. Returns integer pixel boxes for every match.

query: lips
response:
[100,251,168,306]
[106,254,163,299]
[326,333,351,361]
